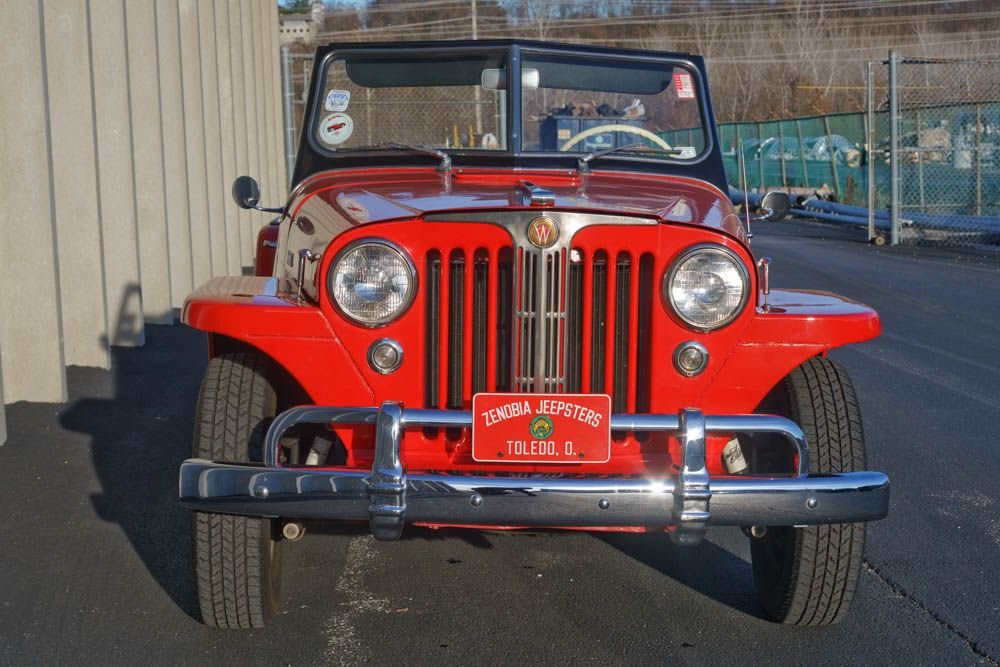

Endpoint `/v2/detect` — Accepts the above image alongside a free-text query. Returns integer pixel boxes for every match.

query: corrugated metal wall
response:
[0,0,287,444]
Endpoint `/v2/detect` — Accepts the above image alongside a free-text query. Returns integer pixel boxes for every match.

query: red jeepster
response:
[180,40,889,629]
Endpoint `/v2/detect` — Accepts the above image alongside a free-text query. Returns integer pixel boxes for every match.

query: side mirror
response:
[232,176,261,210]
[756,191,791,222]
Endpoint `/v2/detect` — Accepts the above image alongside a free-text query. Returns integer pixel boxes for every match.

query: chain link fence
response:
[869,53,1000,246]
[695,113,869,206]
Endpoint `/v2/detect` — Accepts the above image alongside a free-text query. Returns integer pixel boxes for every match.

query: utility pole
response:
[473,0,482,136]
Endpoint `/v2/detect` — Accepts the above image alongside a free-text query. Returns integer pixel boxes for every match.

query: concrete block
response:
[90,0,145,346]
[213,0,243,276]
[0,0,68,402]
[155,0,193,307]
[125,0,173,324]
[43,0,110,368]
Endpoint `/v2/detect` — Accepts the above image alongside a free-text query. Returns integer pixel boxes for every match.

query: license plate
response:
[471,393,612,464]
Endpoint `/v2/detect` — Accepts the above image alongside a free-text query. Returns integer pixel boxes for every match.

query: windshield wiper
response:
[351,142,452,172]
[577,142,683,174]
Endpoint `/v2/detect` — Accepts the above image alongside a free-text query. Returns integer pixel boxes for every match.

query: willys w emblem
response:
[527,216,559,248]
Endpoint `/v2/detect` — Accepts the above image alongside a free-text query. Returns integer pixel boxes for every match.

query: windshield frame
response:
[293,40,725,189]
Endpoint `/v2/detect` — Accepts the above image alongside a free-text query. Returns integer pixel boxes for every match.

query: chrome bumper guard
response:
[179,403,889,545]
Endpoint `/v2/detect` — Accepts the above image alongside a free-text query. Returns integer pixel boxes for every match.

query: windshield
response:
[315,51,508,151]
[521,53,706,161]
[311,45,708,164]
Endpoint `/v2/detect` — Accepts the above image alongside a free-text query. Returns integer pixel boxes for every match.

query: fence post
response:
[866,60,876,241]
[756,123,764,190]
[975,103,982,216]
[916,108,925,209]
[282,47,295,186]
[777,121,788,188]
[889,50,901,245]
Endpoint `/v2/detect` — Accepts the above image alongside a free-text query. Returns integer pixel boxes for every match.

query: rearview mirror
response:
[481,68,540,91]
[232,176,261,210]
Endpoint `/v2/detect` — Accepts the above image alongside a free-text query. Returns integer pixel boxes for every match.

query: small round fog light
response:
[673,341,709,377]
[368,338,403,374]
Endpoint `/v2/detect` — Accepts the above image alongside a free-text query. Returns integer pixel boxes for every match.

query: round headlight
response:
[329,240,415,326]
[665,245,749,330]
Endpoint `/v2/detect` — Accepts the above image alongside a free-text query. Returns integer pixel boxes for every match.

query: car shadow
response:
[59,288,205,622]
[599,530,768,620]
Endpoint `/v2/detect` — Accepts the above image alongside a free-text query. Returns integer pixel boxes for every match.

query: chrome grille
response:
[423,212,657,410]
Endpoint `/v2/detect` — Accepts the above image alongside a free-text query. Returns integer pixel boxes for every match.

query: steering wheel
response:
[560,124,673,152]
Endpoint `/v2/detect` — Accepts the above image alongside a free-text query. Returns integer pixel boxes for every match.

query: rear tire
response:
[192,353,283,629]
[749,356,867,626]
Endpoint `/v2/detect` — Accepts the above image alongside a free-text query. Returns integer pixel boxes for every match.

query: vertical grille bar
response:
[437,249,451,409]
[579,249,593,393]
[625,256,641,412]
[603,253,618,404]
[612,253,631,414]
[565,250,583,393]
[590,251,608,393]
[472,250,489,395]
[462,248,476,402]
[446,250,464,409]
[424,251,441,408]
[495,247,513,391]
[635,253,655,414]
[517,249,540,392]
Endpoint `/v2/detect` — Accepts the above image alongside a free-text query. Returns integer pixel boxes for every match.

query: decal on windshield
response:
[673,72,695,99]
[325,89,351,112]
[318,113,354,145]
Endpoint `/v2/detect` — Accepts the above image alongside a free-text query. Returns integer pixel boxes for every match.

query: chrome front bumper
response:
[179,403,890,545]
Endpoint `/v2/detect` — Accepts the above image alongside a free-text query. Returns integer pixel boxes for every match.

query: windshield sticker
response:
[673,72,695,99]
[325,89,351,112]
[675,146,697,159]
[336,193,369,222]
[319,113,354,145]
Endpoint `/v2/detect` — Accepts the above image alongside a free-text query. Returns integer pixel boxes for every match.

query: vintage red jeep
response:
[179,40,889,629]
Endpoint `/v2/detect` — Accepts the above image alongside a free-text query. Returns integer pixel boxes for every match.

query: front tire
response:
[749,356,867,626]
[192,353,283,629]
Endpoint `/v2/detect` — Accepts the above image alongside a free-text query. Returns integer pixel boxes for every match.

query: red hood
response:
[289,167,746,243]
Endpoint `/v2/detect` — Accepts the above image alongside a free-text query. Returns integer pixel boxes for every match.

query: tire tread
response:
[752,356,867,626]
[192,353,280,629]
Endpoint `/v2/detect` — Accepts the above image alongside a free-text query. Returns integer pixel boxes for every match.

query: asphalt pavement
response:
[2,219,999,665]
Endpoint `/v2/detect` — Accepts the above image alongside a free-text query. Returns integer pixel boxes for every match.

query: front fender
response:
[704,289,881,410]
[181,276,373,404]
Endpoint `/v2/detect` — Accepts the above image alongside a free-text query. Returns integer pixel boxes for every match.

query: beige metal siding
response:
[0,0,286,443]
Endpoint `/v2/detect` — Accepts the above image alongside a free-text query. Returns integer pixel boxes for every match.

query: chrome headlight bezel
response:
[327,239,417,327]
[664,244,750,331]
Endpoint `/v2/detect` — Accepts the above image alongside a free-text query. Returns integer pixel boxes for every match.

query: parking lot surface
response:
[2,220,998,665]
